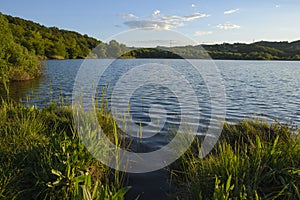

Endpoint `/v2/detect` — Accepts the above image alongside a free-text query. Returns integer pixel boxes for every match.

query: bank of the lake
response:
[0,101,299,199]
[0,101,129,199]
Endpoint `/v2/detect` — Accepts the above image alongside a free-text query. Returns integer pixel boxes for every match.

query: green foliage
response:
[203,42,300,60]
[4,13,300,60]
[117,41,300,60]
[5,14,100,59]
[0,12,41,82]
[92,40,130,58]
[173,120,300,199]
[0,101,129,199]
[0,98,299,199]
[120,48,182,59]
[213,175,235,200]
[4,14,132,59]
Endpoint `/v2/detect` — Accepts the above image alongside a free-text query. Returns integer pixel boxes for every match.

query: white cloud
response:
[124,20,184,30]
[216,23,240,30]
[162,15,183,21]
[151,9,161,18]
[153,10,160,15]
[194,31,213,36]
[224,8,239,15]
[191,4,196,8]
[118,13,138,19]
[162,13,209,22]
[184,13,209,21]
[275,5,280,8]
[121,11,209,31]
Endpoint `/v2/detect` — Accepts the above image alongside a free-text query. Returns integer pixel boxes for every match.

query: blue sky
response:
[1,0,300,45]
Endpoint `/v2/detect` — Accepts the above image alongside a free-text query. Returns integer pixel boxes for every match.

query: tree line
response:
[4,14,130,59]
[125,42,300,60]
[0,12,131,83]
[4,12,300,61]
[2,11,300,84]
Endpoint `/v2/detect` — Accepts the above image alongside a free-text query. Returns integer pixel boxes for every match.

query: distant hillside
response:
[4,15,130,59]
[3,14,300,60]
[201,41,300,60]
[116,41,300,60]
[4,14,100,59]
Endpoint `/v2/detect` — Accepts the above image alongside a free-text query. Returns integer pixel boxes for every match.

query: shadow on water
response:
[0,76,43,102]
[125,169,173,200]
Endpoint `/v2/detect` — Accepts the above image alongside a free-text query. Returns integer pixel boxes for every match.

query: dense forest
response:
[0,12,131,82]
[4,14,130,59]
[202,41,300,60]
[124,42,300,60]
[106,41,300,60]
[0,13,41,84]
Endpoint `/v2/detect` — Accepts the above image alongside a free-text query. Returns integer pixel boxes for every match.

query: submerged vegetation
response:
[0,99,299,199]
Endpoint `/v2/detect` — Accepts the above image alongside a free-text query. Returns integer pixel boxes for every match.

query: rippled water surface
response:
[4,59,300,127]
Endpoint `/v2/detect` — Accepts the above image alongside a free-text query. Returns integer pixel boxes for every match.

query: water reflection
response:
[0,76,43,102]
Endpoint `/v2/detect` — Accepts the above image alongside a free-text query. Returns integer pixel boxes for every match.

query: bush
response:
[0,12,42,84]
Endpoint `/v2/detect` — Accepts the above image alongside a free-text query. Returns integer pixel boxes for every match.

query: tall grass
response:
[1,98,299,199]
[172,120,300,200]
[0,100,129,199]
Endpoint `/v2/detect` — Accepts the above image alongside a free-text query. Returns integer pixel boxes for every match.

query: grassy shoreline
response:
[0,101,299,199]
[171,121,300,199]
[0,101,129,199]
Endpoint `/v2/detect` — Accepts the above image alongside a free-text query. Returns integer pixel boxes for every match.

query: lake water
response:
[2,59,300,199]
[4,59,300,127]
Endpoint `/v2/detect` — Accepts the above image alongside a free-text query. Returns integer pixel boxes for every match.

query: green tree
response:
[49,39,66,59]
[66,38,79,59]
[106,40,122,58]
[0,12,15,93]
[0,12,41,86]
[93,43,107,58]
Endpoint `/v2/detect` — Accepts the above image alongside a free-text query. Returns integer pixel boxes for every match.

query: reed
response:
[0,100,129,199]
[1,97,299,199]
[171,120,300,199]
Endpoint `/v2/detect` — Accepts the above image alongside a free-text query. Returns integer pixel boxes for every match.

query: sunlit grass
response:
[0,100,129,199]
[1,98,299,199]
[171,120,300,200]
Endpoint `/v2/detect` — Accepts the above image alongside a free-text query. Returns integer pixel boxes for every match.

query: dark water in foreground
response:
[1,59,299,199]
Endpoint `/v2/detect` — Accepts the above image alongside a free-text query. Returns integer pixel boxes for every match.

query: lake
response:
[4,59,300,128]
[2,59,300,199]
